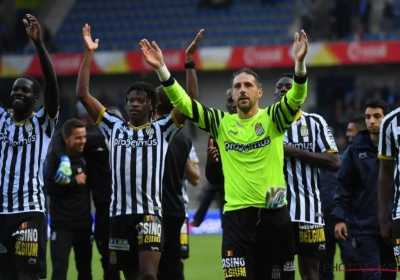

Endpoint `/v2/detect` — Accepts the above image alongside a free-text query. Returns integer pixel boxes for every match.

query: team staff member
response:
[274,73,340,279]
[0,14,59,280]
[141,29,309,279]
[181,145,200,269]
[157,30,201,280]
[47,119,93,280]
[191,89,237,228]
[319,116,366,280]
[85,106,123,280]
[333,99,396,280]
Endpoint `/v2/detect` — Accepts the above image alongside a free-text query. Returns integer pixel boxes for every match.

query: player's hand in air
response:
[334,222,347,241]
[208,139,220,163]
[293,29,308,62]
[54,156,72,185]
[23,14,42,42]
[186,29,204,60]
[140,39,164,69]
[82,23,99,52]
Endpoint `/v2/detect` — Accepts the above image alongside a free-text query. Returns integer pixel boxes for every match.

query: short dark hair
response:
[62,118,85,137]
[231,68,262,88]
[364,99,390,115]
[349,114,366,129]
[126,82,158,120]
[279,73,294,79]
[156,86,173,116]
[21,76,41,96]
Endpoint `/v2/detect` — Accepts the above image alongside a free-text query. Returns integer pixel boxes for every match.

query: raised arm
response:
[140,39,224,139]
[76,24,104,122]
[378,114,396,245]
[267,30,309,133]
[168,30,203,126]
[24,14,59,118]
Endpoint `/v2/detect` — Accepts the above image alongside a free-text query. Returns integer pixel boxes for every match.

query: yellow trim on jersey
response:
[294,109,303,121]
[94,107,106,126]
[12,111,35,126]
[326,149,338,153]
[171,110,186,128]
[378,154,395,160]
[190,161,199,165]
[130,122,150,131]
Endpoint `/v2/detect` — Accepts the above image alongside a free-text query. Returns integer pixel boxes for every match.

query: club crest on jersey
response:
[300,125,308,137]
[145,126,155,136]
[254,123,264,136]
[24,120,33,132]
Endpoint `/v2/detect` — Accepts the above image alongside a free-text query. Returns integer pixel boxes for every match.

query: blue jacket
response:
[331,130,383,236]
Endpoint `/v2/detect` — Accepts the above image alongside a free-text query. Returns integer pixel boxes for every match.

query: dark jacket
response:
[205,136,224,185]
[83,131,111,209]
[331,130,387,236]
[46,133,92,231]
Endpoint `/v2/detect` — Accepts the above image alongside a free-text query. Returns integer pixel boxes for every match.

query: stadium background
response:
[0,0,399,278]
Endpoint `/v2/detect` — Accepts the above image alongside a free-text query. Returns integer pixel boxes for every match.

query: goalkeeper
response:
[141,29,309,279]
[46,118,92,280]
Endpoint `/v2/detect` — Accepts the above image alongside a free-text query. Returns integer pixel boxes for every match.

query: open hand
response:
[23,14,42,42]
[186,29,204,59]
[140,39,164,69]
[293,30,308,62]
[82,24,99,52]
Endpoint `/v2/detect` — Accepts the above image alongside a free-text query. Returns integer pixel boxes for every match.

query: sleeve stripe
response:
[94,107,106,126]
[170,110,186,128]
[378,154,395,160]
[326,149,338,153]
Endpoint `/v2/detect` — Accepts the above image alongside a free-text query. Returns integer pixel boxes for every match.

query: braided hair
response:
[126,82,159,121]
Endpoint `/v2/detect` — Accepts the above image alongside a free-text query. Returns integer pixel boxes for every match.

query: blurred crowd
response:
[315,80,400,152]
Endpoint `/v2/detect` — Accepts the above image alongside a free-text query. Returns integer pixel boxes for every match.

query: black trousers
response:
[95,206,121,280]
[158,216,185,280]
[50,228,92,280]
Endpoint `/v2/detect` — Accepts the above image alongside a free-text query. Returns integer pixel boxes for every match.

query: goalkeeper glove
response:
[54,156,72,185]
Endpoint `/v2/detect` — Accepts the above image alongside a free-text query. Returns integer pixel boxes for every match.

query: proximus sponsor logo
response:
[224,136,271,152]
[113,138,157,148]
[0,133,36,147]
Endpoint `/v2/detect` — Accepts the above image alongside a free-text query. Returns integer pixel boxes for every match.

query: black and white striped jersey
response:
[95,107,182,217]
[0,106,58,214]
[284,111,338,225]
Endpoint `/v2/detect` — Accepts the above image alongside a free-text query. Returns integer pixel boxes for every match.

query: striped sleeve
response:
[162,77,225,140]
[313,114,338,153]
[35,106,58,138]
[94,107,124,140]
[267,77,308,134]
[378,113,397,160]
[155,113,182,143]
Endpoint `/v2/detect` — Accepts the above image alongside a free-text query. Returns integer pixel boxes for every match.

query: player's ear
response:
[258,88,263,99]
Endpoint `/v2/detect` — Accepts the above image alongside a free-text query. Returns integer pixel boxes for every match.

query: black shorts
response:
[222,206,295,280]
[392,219,400,267]
[109,214,163,271]
[180,218,189,259]
[292,222,326,258]
[0,212,47,276]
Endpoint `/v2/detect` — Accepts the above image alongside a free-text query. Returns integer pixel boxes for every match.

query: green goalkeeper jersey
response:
[162,76,308,212]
